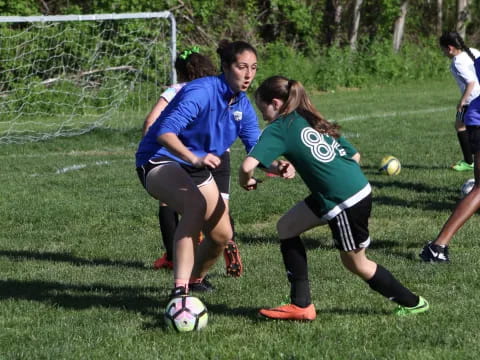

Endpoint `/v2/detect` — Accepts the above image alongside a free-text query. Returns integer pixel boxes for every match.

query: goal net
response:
[0,12,176,144]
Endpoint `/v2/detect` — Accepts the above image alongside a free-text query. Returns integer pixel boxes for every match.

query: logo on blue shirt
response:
[233,111,243,121]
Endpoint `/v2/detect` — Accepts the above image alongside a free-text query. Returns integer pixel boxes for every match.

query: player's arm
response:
[459,81,477,110]
[142,97,169,136]
[158,132,220,169]
[239,156,261,190]
[352,152,360,164]
[264,160,296,178]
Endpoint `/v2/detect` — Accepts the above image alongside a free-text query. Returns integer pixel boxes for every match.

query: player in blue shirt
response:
[136,40,283,298]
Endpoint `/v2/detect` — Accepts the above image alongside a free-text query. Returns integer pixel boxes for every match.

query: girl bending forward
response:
[239,76,429,320]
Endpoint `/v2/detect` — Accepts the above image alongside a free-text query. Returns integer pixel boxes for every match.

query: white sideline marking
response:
[332,106,451,122]
[53,160,111,175]
[56,164,87,174]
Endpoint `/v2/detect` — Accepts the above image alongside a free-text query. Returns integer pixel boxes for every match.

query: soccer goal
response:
[0,12,176,144]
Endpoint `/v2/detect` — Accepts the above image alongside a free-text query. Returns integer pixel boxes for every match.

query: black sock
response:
[366,264,419,307]
[280,236,311,308]
[458,130,473,164]
[158,205,178,261]
[229,213,235,240]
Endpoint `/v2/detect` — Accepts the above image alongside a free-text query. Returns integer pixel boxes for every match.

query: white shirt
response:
[451,48,480,104]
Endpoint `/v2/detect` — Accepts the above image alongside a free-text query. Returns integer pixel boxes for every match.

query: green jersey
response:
[249,111,370,219]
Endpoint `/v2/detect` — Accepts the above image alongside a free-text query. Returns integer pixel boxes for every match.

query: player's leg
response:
[153,203,177,269]
[259,199,325,321]
[453,107,474,171]
[339,249,428,316]
[190,179,233,284]
[213,150,243,277]
[145,163,206,293]
[421,126,480,262]
[330,194,428,315]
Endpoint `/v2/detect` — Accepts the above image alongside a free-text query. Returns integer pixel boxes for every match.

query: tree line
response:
[1,0,479,92]
[2,0,479,52]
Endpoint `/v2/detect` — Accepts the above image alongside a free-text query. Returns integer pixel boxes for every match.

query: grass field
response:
[2,78,480,359]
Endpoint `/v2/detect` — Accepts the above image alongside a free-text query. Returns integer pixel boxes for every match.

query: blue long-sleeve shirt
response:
[136,74,260,167]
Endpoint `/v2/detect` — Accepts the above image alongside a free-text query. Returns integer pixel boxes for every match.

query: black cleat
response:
[189,277,214,292]
[419,242,449,263]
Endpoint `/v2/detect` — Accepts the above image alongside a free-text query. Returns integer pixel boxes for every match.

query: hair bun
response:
[216,39,230,56]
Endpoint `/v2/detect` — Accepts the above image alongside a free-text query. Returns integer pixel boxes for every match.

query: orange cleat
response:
[197,232,204,245]
[153,253,173,270]
[259,303,316,321]
[223,240,243,277]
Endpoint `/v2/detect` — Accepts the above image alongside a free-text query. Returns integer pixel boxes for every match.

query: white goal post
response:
[0,12,177,144]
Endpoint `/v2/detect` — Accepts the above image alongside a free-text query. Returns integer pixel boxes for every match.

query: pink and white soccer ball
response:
[164,295,208,332]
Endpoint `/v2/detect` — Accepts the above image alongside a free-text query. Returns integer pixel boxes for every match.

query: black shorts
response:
[136,152,231,195]
[305,194,372,251]
[467,125,480,154]
[212,151,231,197]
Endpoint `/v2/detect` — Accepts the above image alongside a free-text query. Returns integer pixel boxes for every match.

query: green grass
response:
[2,78,480,359]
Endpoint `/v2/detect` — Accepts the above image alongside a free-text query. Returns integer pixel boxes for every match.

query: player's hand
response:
[193,153,221,169]
[277,160,295,179]
[242,177,261,191]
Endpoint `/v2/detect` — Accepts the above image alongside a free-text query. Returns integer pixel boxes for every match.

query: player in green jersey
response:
[239,75,429,320]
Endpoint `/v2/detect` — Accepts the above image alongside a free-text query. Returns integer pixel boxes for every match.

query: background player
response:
[420,55,480,262]
[439,31,480,171]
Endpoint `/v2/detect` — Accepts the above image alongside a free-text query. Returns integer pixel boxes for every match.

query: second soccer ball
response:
[379,156,401,176]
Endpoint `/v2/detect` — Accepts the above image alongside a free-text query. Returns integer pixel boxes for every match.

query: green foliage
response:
[0,0,39,16]
[256,37,448,92]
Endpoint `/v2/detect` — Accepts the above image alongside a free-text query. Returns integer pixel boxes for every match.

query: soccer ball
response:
[379,156,401,176]
[460,178,475,198]
[164,295,208,332]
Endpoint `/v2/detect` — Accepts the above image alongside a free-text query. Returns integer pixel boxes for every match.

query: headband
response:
[179,46,200,60]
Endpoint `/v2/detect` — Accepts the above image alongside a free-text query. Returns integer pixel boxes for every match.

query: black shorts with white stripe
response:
[327,194,372,252]
[136,156,213,189]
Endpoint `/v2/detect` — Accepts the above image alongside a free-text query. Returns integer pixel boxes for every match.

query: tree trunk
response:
[349,0,363,50]
[393,1,408,52]
[456,0,470,39]
[324,0,343,46]
[437,0,443,35]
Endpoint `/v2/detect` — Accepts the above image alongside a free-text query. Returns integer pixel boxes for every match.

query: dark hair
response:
[255,75,341,138]
[216,39,257,72]
[439,31,476,61]
[174,52,216,82]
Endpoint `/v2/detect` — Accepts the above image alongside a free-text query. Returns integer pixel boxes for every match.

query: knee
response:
[340,253,375,279]
[205,219,233,247]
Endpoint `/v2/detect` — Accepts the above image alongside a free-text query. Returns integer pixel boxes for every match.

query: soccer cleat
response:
[451,160,474,171]
[259,303,316,321]
[197,232,204,245]
[169,286,188,300]
[394,296,429,316]
[189,277,214,292]
[153,253,173,270]
[419,242,450,263]
[223,240,243,277]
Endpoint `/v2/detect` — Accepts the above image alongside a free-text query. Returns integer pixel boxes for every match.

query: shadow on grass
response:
[0,278,166,316]
[239,234,334,251]
[0,249,147,269]
[320,306,391,316]
[362,163,449,174]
